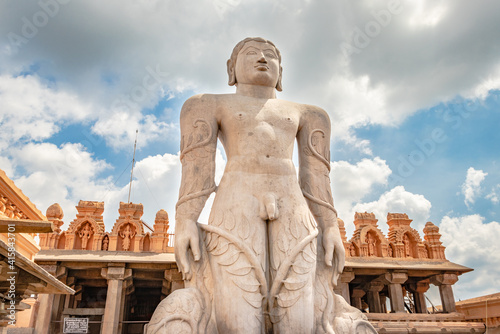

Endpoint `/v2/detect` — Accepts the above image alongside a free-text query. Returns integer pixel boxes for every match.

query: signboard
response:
[63,317,88,333]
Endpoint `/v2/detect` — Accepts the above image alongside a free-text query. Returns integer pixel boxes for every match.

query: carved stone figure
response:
[102,235,109,251]
[349,244,357,257]
[403,234,411,257]
[78,222,92,249]
[388,244,393,257]
[366,233,376,257]
[148,37,376,334]
[120,224,135,251]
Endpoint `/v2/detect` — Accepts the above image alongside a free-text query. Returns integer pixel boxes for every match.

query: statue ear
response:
[227,59,236,86]
[276,65,283,92]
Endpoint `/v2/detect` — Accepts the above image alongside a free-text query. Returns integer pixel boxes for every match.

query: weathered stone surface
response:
[147,37,376,333]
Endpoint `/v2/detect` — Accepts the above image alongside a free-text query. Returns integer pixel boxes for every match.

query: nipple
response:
[260,193,279,221]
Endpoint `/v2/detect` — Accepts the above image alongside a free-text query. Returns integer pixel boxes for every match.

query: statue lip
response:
[254,64,269,71]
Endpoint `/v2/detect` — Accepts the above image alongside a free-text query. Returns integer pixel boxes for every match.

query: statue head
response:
[227,37,283,91]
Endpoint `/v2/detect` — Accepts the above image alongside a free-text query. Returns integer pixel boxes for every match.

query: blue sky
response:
[1,0,499,302]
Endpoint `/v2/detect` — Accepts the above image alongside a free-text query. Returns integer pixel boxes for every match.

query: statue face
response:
[234,41,280,88]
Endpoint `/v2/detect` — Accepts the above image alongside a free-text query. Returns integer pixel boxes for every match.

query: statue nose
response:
[258,55,267,63]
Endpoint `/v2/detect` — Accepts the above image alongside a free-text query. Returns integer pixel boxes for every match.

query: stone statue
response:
[349,244,357,257]
[102,235,109,251]
[366,233,375,257]
[403,234,411,257]
[78,222,92,249]
[120,224,135,251]
[147,37,376,334]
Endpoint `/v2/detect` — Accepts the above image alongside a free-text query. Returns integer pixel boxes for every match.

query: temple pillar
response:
[34,294,54,334]
[35,263,67,334]
[431,273,458,313]
[383,272,408,313]
[335,270,355,304]
[101,265,132,334]
[407,280,430,314]
[351,288,366,310]
[165,268,184,293]
[367,282,384,313]
[380,295,388,313]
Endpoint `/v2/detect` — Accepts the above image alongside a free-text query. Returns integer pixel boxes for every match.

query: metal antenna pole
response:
[128,130,138,203]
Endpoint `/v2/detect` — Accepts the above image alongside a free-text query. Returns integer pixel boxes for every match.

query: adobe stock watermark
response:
[340,0,403,58]
[6,224,18,326]
[4,0,71,56]
[388,98,485,185]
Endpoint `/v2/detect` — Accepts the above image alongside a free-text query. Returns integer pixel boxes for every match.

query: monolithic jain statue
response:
[148,37,376,334]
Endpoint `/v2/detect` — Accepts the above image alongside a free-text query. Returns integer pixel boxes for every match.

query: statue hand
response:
[174,219,201,281]
[323,225,345,287]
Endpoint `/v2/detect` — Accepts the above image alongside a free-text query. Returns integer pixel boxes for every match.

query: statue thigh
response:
[267,201,317,333]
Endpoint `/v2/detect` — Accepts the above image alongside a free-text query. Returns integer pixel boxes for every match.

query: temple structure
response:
[29,200,487,333]
[35,201,180,334]
[335,212,484,333]
[0,169,73,333]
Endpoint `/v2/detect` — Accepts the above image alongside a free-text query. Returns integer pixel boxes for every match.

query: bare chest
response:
[219,100,300,142]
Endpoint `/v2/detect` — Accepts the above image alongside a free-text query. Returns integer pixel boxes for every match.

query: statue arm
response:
[297,106,345,285]
[175,94,218,280]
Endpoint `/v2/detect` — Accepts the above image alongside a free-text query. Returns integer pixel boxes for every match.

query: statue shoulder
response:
[298,103,331,130]
[180,93,220,121]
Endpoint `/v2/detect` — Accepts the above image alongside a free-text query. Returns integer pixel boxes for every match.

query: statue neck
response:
[236,84,276,99]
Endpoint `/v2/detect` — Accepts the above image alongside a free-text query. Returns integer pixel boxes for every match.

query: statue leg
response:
[206,192,267,334]
[267,203,318,333]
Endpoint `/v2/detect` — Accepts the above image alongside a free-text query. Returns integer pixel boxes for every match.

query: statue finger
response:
[332,270,339,287]
[323,236,334,266]
[191,237,201,262]
[175,249,190,280]
[336,249,345,274]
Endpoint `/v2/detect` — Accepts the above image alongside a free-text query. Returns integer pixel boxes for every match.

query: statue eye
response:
[247,50,257,55]
[265,53,276,58]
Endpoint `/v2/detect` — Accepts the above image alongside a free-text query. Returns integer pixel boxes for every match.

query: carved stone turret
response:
[151,209,170,252]
[350,212,389,257]
[110,202,146,252]
[387,213,427,259]
[65,201,106,250]
[423,222,446,260]
[39,203,65,250]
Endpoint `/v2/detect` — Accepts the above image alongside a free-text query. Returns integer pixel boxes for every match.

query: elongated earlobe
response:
[276,65,283,92]
[227,59,236,86]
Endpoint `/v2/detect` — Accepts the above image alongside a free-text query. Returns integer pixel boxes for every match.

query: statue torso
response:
[215,94,302,176]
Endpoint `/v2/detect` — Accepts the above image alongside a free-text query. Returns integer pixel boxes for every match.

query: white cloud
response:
[10,142,115,223]
[352,186,432,234]
[91,113,179,150]
[1,1,500,150]
[0,156,14,177]
[486,184,500,205]
[0,74,93,149]
[440,215,500,300]
[461,167,488,208]
[331,157,391,224]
